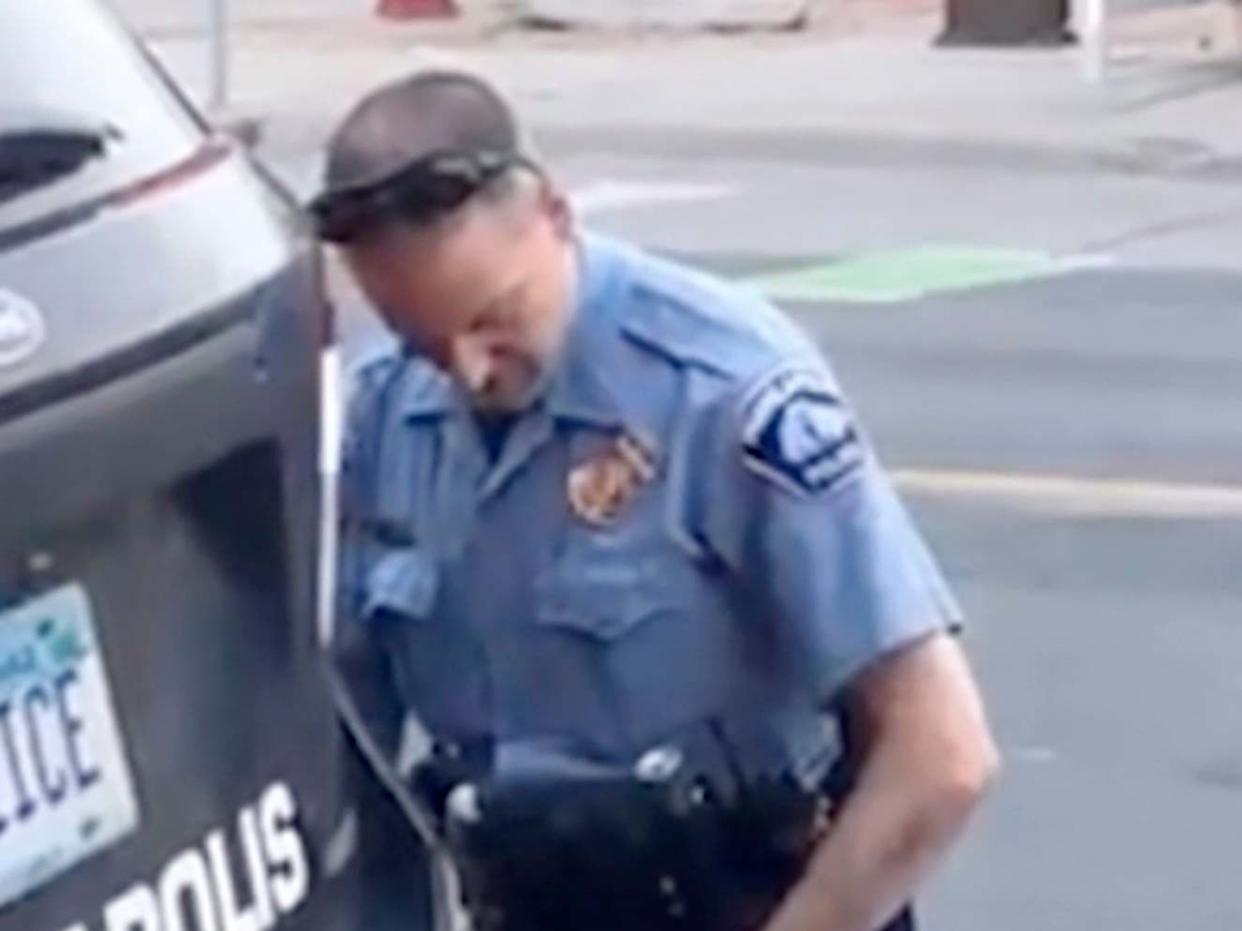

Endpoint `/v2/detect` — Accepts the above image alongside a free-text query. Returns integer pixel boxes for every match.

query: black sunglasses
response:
[308,149,537,244]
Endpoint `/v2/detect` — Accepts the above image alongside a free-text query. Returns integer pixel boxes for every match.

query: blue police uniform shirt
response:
[337,232,962,779]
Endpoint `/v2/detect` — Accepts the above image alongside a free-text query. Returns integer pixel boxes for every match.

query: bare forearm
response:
[766,748,988,931]
[765,635,999,931]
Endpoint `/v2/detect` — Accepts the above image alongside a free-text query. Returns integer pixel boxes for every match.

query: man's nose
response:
[450,337,495,395]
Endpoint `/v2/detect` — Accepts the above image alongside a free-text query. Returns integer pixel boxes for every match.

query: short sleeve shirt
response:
[336,233,962,775]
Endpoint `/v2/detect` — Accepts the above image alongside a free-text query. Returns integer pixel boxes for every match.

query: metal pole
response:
[207,0,229,110]
[1080,0,1107,84]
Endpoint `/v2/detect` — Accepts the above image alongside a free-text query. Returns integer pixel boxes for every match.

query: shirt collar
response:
[397,346,455,419]
[542,232,636,430]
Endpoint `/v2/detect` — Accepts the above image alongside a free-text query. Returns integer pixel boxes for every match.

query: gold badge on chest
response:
[567,433,658,527]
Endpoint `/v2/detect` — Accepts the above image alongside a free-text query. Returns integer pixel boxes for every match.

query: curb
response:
[529,122,1242,183]
[242,111,1242,191]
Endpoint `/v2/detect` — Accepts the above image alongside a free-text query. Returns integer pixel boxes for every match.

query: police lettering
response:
[59,782,311,931]
[0,668,97,833]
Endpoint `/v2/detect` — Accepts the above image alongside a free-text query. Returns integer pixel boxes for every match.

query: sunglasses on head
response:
[308,149,537,244]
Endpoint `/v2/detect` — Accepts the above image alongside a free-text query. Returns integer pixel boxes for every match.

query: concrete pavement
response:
[106,0,1242,188]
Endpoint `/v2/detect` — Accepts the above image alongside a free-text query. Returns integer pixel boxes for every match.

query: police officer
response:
[316,70,999,931]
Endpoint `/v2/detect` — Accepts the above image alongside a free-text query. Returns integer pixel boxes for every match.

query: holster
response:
[438,718,827,931]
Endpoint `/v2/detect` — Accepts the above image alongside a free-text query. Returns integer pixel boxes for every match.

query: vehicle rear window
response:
[0,0,204,231]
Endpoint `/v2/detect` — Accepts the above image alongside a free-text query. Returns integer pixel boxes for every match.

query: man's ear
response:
[539,180,574,240]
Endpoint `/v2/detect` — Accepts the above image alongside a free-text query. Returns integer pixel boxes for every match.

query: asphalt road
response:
[324,135,1242,931]
[777,273,1242,931]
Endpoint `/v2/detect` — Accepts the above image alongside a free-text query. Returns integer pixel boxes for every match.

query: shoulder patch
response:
[740,367,863,496]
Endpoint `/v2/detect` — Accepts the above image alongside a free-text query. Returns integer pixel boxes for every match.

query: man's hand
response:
[764,632,999,931]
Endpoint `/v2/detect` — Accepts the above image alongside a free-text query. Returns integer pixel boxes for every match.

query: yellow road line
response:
[892,469,1242,518]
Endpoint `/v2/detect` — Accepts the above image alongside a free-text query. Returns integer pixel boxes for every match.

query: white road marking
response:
[892,468,1242,519]
[1009,746,1059,764]
[570,179,740,216]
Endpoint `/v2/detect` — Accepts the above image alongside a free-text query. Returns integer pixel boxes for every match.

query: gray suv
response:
[0,3,368,929]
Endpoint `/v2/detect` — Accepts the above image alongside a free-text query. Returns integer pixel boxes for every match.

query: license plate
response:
[0,584,140,907]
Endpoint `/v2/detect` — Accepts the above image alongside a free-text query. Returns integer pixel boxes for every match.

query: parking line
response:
[571,179,740,216]
[892,468,1242,518]
[749,247,1112,305]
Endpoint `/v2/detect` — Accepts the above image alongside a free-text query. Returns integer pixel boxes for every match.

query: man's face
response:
[342,186,574,414]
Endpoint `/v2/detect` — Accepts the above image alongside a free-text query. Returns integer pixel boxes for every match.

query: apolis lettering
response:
[60,781,311,931]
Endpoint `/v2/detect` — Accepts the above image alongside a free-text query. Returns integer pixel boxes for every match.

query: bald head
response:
[325,70,522,193]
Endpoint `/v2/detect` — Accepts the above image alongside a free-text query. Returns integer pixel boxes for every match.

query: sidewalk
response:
[113,0,1242,188]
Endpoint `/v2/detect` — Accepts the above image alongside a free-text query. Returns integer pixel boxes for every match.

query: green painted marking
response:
[750,246,1069,304]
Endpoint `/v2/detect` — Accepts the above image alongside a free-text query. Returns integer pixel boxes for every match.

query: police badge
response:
[567,433,657,527]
